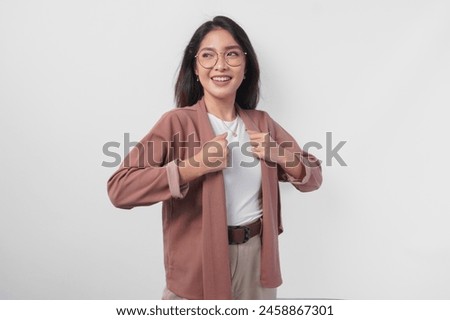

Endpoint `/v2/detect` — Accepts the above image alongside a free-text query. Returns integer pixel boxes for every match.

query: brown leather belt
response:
[228,219,262,245]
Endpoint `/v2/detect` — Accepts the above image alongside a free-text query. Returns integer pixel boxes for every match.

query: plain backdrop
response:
[1,0,449,299]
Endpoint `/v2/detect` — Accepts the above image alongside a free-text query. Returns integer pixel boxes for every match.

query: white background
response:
[1,0,449,299]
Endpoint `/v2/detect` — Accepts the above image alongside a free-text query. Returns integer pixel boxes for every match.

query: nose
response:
[214,52,228,71]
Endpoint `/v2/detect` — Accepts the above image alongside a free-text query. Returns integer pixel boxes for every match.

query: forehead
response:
[199,29,240,50]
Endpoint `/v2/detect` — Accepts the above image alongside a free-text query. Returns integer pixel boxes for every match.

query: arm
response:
[270,115,322,192]
[248,113,322,192]
[276,147,323,192]
[107,112,188,209]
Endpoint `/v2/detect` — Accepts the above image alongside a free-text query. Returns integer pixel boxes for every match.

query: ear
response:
[194,67,200,82]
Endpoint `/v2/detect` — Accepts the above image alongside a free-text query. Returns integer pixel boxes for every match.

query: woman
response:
[107,16,322,300]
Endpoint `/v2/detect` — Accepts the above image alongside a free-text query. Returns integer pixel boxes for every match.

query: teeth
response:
[212,76,231,82]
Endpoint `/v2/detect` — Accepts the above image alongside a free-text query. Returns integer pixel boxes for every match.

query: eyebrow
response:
[200,45,242,51]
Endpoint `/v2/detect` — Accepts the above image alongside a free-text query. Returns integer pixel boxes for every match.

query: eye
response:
[226,50,241,57]
[201,51,215,59]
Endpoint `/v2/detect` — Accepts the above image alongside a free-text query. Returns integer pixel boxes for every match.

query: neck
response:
[204,95,237,121]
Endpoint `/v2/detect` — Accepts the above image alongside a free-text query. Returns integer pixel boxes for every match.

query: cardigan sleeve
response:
[264,112,323,192]
[107,111,189,209]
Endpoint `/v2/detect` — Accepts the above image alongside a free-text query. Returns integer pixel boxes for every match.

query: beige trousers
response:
[162,235,277,300]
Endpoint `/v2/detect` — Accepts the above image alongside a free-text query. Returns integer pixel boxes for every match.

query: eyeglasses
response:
[195,48,247,69]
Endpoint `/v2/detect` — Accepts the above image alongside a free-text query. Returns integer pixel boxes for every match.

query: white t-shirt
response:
[207,112,263,226]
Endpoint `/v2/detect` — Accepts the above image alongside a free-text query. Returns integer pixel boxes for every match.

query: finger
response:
[250,147,262,158]
[246,129,260,136]
[219,139,228,148]
[247,131,266,139]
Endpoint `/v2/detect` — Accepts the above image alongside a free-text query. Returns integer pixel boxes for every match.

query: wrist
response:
[179,157,204,183]
[274,147,291,166]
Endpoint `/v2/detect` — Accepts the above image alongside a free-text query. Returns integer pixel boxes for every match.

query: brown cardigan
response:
[107,98,322,299]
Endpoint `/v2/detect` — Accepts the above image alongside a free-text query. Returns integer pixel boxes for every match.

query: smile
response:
[211,76,231,82]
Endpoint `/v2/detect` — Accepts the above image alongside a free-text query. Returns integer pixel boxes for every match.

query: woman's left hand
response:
[247,130,283,164]
[247,129,306,180]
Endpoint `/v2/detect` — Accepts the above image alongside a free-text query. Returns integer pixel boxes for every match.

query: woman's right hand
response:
[178,132,228,183]
[195,132,229,174]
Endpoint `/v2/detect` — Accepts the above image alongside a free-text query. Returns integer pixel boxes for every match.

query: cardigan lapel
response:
[196,98,233,299]
[195,100,281,297]
[238,107,281,287]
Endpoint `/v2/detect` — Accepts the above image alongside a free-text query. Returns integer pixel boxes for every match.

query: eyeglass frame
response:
[195,48,247,69]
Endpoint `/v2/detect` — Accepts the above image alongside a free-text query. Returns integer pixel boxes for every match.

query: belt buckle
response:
[242,225,250,244]
[229,225,250,245]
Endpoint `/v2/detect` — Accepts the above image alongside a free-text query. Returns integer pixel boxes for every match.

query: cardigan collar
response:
[197,96,261,134]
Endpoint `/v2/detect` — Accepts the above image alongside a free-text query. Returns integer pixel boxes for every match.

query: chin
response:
[205,88,238,101]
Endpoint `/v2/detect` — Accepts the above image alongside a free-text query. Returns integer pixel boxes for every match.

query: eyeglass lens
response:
[197,49,246,68]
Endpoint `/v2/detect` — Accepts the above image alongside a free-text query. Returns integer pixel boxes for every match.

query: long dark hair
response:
[175,16,260,109]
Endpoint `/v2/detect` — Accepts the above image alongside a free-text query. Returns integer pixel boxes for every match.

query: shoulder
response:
[240,108,270,120]
[240,108,277,127]
[156,104,199,126]
[241,108,290,138]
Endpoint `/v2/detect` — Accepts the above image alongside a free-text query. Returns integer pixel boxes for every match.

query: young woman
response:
[107,16,322,300]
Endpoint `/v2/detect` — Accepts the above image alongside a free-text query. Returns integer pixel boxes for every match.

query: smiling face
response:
[195,28,246,104]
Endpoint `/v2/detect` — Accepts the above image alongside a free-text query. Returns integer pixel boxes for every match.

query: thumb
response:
[246,129,260,134]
